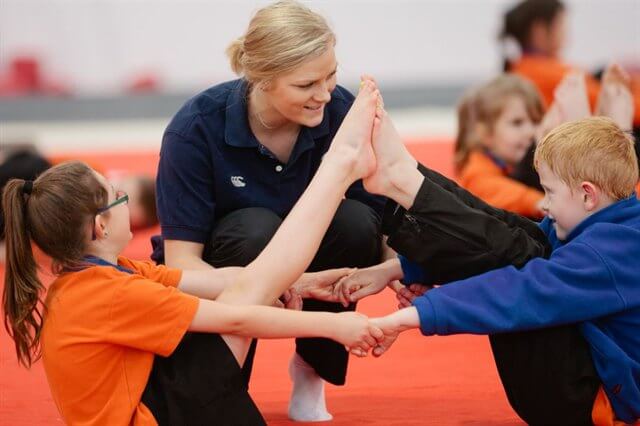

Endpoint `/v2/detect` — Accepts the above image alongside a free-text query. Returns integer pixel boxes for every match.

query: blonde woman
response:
[153,1,385,421]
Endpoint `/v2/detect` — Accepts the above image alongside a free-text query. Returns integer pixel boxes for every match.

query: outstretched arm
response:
[189,299,382,354]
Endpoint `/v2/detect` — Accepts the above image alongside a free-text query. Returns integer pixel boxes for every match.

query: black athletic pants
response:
[203,199,382,386]
[142,332,266,426]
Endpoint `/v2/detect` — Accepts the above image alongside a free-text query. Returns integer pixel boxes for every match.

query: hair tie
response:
[22,180,34,195]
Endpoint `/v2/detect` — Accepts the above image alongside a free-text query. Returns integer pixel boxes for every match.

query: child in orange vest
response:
[454,74,546,218]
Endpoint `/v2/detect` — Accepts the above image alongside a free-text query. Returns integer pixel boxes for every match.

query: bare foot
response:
[326,80,379,180]
[363,108,417,195]
[597,82,634,131]
[554,72,591,122]
[535,101,562,142]
[596,63,634,130]
[601,63,631,90]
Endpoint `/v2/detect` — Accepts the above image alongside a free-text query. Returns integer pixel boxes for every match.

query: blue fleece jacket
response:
[406,195,640,422]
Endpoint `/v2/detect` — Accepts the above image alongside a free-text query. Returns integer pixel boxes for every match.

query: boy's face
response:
[538,161,589,240]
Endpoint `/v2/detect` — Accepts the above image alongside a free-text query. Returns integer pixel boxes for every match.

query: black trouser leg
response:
[383,163,550,286]
[204,207,282,386]
[489,326,600,426]
[296,199,382,385]
[204,201,382,386]
[142,333,266,426]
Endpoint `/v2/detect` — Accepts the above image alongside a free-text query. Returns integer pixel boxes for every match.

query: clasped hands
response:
[287,262,431,357]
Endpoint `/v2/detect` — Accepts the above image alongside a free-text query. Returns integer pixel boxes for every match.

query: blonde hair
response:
[455,74,544,173]
[226,1,335,85]
[534,117,638,200]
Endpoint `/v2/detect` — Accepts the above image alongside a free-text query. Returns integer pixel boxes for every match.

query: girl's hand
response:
[292,268,353,302]
[333,259,402,307]
[369,315,402,357]
[333,312,383,356]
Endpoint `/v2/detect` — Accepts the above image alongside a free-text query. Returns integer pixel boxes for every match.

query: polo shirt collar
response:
[225,79,260,149]
[224,79,332,157]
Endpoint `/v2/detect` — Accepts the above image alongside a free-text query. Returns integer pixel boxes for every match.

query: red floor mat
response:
[1,141,524,425]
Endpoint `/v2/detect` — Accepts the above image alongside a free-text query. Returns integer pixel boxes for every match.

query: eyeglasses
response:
[91,190,129,240]
[97,190,129,214]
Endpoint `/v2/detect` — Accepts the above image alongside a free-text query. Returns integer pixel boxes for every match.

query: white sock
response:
[288,353,333,422]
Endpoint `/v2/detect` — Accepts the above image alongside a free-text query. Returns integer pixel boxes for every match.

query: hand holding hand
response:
[333,312,384,357]
[292,268,353,302]
[333,259,403,307]
[369,315,401,357]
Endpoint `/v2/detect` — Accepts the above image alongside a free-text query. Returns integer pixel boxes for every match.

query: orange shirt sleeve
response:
[105,274,199,356]
[464,174,544,218]
[458,152,544,218]
[118,256,182,287]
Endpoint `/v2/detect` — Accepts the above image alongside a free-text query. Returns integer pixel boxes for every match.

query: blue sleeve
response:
[156,127,216,244]
[398,255,431,286]
[413,241,624,336]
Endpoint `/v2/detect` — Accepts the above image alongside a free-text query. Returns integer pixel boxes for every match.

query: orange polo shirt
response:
[457,150,544,218]
[511,55,640,126]
[41,257,198,426]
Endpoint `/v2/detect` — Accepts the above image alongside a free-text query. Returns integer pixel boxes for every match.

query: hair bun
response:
[226,37,246,75]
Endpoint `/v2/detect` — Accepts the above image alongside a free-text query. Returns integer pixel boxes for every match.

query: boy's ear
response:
[580,181,599,211]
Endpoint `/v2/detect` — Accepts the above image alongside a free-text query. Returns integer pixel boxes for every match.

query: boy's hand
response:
[369,307,421,357]
[281,289,303,311]
[333,312,384,356]
[396,284,430,309]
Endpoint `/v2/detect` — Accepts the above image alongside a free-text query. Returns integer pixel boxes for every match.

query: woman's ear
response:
[258,79,273,92]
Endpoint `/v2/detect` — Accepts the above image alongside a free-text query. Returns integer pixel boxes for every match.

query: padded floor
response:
[0,141,524,425]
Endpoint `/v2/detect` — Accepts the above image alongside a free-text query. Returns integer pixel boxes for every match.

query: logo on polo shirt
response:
[231,176,246,188]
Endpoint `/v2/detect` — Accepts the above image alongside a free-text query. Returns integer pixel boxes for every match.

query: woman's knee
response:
[206,208,282,266]
[320,199,382,268]
[332,200,380,247]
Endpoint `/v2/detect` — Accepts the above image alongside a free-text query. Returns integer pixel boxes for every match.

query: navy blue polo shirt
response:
[156,79,385,244]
